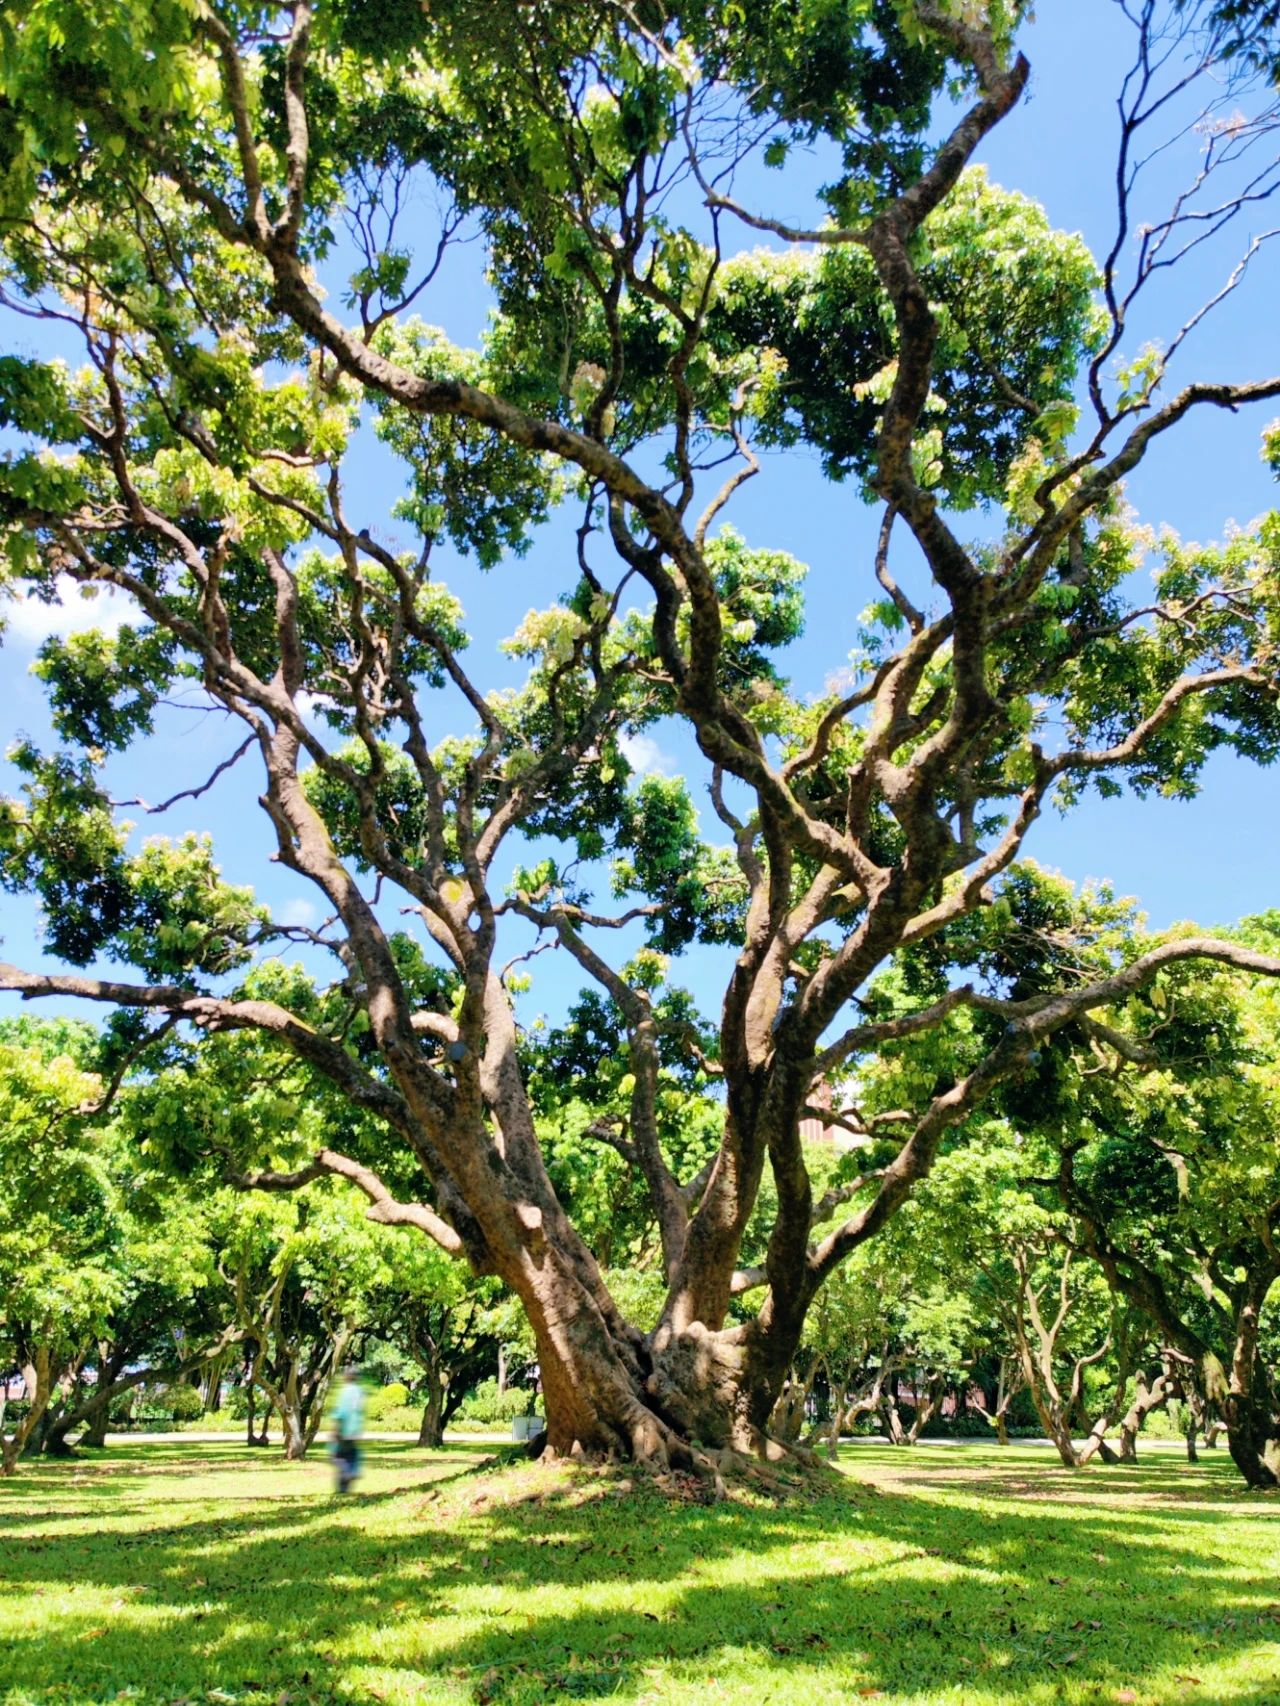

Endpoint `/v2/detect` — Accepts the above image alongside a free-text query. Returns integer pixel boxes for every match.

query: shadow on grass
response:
[2,1442,1279,1705]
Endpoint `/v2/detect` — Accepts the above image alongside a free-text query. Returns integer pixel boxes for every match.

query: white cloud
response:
[296,689,337,721]
[619,732,677,778]
[279,897,320,929]
[2,575,137,647]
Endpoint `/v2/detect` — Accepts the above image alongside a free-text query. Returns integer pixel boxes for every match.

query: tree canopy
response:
[2,0,1280,1477]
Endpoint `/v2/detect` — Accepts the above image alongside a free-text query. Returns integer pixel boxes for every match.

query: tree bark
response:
[1,1351,54,1477]
[1115,1368,1171,1462]
[969,1357,1021,1444]
[417,1380,446,1448]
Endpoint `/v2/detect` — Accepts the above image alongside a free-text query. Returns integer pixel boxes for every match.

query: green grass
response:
[3,1440,1280,1706]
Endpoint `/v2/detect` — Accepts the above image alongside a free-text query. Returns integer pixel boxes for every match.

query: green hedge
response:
[456,1379,537,1426]
[365,1382,410,1421]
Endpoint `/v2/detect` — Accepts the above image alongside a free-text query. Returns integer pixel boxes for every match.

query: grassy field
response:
[3,1440,1279,1706]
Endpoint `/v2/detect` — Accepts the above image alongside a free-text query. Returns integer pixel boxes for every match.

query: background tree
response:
[2,0,1280,1470]
[0,1021,121,1473]
[214,1188,384,1459]
[366,1237,502,1448]
[1041,921,1280,1486]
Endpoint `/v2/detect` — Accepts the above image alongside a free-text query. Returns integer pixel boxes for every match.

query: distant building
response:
[798,1080,866,1150]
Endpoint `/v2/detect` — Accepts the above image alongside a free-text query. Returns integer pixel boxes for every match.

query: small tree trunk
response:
[1113,1369,1171,1462]
[1020,1367,1082,1468]
[880,1395,908,1445]
[1075,1410,1118,1466]
[905,1377,945,1444]
[770,1352,819,1445]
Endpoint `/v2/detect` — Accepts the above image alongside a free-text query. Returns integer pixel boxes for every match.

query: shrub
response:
[225,1384,253,1419]
[1140,1402,1188,1439]
[365,1381,410,1421]
[164,1383,206,1423]
[456,1379,537,1426]
[919,1410,994,1439]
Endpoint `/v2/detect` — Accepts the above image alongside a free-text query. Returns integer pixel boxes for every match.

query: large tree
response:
[2,0,1280,1471]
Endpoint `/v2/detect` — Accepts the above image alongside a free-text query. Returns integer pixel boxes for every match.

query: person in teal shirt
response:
[330,1366,366,1493]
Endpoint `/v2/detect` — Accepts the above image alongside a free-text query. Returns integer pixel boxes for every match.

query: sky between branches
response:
[1,0,1277,1028]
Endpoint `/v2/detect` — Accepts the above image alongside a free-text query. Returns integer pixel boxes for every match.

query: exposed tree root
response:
[528,1411,841,1503]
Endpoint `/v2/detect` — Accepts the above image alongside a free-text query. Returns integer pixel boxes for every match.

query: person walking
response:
[330,1365,366,1494]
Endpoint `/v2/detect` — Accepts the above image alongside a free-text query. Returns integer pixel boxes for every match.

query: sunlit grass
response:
[3,1440,1280,1705]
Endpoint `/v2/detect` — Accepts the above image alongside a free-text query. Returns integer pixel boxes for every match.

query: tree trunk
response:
[904,1377,945,1444]
[770,1352,819,1445]
[1115,1369,1171,1462]
[80,1397,111,1450]
[418,1379,446,1448]
[41,1414,78,1456]
[970,1362,1018,1446]
[1222,1385,1280,1489]
[1,1351,55,1477]
[880,1393,908,1446]
[280,1407,307,1461]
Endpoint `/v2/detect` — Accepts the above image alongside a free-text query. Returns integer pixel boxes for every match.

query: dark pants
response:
[333,1438,360,1492]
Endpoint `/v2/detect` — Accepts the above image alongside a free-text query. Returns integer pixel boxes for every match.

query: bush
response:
[106,1381,206,1428]
[919,1410,995,1439]
[1139,1402,1188,1439]
[456,1379,537,1427]
[365,1381,410,1421]
[370,1405,423,1433]
[164,1383,206,1423]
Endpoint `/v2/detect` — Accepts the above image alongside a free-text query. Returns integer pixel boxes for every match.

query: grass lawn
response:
[3,1440,1279,1706]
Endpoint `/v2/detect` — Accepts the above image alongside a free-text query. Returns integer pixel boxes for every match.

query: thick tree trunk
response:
[41,1414,78,1456]
[280,1407,307,1461]
[1,1352,54,1478]
[1223,1386,1280,1489]
[418,1379,446,1448]
[80,1398,111,1450]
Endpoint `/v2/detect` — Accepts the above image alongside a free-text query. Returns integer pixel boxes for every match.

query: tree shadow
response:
[3,1442,1279,1705]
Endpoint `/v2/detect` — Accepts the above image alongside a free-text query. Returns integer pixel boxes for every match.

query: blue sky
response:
[1,0,1278,1032]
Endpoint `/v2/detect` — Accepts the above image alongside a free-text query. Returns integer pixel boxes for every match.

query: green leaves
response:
[34,624,178,751]
[612,774,748,953]
[0,743,264,974]
[372,319,561,567]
